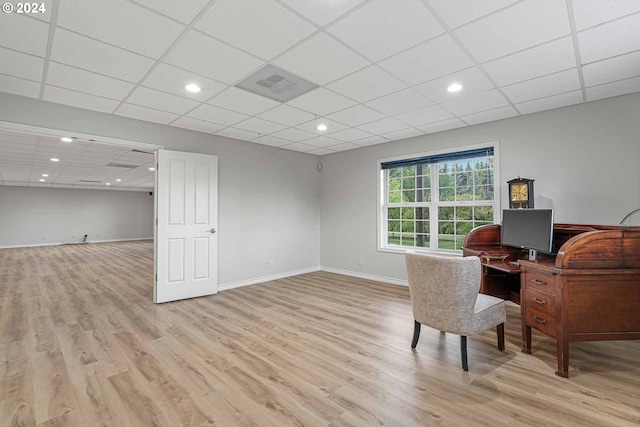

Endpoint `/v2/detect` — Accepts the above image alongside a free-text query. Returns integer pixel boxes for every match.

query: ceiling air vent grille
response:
[78,180,102,183]
[131,149,154,155]
[106,163,137,169]
[235,64,318,102]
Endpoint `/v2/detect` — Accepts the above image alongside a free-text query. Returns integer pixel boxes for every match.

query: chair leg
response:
[460,336,468,371]
[497,323,505,351]
[411,320,421,348]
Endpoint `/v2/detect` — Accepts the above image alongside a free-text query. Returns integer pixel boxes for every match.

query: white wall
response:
[0,93,321,288]
[0,186,153,247]
[319,93,640,283]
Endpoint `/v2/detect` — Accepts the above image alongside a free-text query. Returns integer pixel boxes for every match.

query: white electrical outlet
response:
[269,260,275,268]
[358,257,363,265]
[265,260,270,268]
[41,236,47,241]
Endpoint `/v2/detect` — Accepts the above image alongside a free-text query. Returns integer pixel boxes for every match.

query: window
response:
[379,144,499,253]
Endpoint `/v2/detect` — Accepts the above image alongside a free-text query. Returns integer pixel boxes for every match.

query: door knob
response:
[208,228,216,234]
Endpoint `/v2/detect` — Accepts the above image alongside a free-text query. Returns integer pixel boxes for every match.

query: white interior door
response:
[155,149,218,303]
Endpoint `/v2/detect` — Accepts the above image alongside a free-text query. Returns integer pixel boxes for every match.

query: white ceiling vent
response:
[235,64,318,102]
[106,163,137,169]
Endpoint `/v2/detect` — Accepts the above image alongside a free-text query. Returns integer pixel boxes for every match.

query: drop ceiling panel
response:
[379,35,474,85]
[57,0,185,59]
[127,86,199,115]
[428,0,519,29]
[43,85,120,113]
[142,63,226,101]
[194,0,316,60]
[0,74,40,98]
[482,37,577,86]
[415,67,494,104]
[274,33,370,85]
[502,68,581,104]
[252,135,291,147]
[586,76,640,102]
[326,142,360,152]
[257,105,314,126]
[442,89,509,116]
[358,117,409,134]
[417,118,467,133]
[46,62,135,100]
[383,128,424,141]
[51,29,154,83]
[304,136,342,148]
[327,0,444,61]
[582,51,640,88]
[215,127,259,141]
[516,90,583,114]
[454,0,571,63]
[132,0,210,24]
[355,136,390,146]
[572,0,640,31]
[395,105,454,127]
[269,128,315,142]
[295,118,348,135]
[171,117,225,134]
[327,105,385,127]
[365,88,433,116]
[461,105,518,125]
[286,88,356,116]
[115,103,179,124]
[280,142,315,152]
[208,87,279,116]
[164,30,264,84]
[329,127,372,142]
[577,13,640,63]
[187,104,248,126]
[278,0,366,26]
[327,66,406,102]
[0,13,49,56]
[0,47,45,81]
[234,117,287,134]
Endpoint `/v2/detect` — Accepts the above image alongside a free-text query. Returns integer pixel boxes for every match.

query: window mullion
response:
[430,165,438,249]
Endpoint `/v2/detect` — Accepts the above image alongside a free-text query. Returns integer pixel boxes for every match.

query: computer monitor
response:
[501,209,554,260]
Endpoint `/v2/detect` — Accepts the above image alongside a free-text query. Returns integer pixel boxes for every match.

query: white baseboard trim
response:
[88,237,153,244]
[219,266,321,292]
[0,237,153,249]
[320,266,408,287]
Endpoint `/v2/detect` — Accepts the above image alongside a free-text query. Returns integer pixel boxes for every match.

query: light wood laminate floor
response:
[0,241,638,426]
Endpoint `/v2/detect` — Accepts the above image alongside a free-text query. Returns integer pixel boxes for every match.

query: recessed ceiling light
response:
[50,158,59,162]
[39,179,45,182]
[316,123,328,132]
[60,137,73,142]
[106,183,111,186]
[447,83,463,93]
[149,167,155,171]
[116,179,122,182]
[184,83,201,93]
[42,174,48,177]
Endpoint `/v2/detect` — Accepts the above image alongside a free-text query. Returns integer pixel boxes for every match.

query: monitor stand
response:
[528,249,538,261]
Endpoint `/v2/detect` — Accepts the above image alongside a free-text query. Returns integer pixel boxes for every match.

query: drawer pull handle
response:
[531,279,547,286]
[533,315,547,325]
[531,297,546,306]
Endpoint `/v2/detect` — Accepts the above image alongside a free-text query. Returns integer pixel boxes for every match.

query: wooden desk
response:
[463,223,640,377]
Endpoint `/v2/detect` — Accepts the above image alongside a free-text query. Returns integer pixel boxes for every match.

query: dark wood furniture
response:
[463,223,640,377]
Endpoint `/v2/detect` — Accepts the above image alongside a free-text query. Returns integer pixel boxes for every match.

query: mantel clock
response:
[507,177,534,209]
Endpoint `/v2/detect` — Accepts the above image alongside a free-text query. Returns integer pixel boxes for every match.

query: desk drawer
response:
[523,271,557,294]
[524,288,557,318]
[525,307,557,338]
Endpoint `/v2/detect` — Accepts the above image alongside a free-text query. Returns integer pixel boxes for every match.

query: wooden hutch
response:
[462,223,640,377]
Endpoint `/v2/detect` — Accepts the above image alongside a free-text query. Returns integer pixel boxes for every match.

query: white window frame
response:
[377,141,501,255]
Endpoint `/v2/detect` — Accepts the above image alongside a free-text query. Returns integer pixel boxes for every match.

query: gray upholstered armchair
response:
[405,252,506,371]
